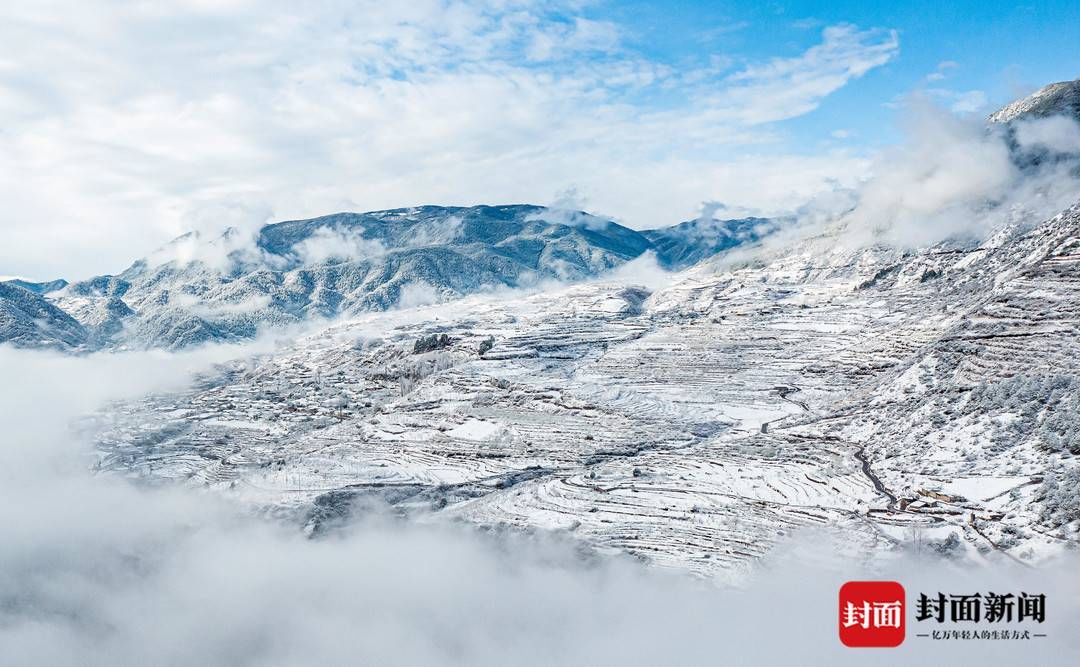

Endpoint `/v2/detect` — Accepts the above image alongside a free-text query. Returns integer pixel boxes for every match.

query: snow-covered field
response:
[91,202,1080,580]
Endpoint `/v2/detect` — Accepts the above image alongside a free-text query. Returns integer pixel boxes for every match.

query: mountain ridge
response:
[90,193,1080,576]
[6,204,769,351]
[988,76,1080,124]
[4,78,1080,353]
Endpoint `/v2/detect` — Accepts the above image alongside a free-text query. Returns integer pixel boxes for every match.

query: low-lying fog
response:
[2,343,1077,666]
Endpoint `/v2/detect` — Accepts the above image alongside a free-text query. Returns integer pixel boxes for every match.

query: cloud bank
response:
[291,226,387,265]
[0,2,896,280]
[1,343,1079,666]
[801,100,1080,248]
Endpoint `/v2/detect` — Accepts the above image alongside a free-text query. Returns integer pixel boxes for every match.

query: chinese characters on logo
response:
[843,600,903,630]
[915,592,1045,624]
[839,583,1047,648]
[838,581,906,647]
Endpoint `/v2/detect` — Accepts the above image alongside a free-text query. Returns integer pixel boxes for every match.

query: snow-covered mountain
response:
[91,196,1080,578]
[0,278,69,295]
[1,205,769,350]
[0,282,87,350]
[12,77,1080,580]
[989,76,1080,170]
[642,216,778,269]
[988,76,1080,124]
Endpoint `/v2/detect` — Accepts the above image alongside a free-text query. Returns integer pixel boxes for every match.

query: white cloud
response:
[813,100,1080,248]
[526,187,615,230]
[919,61,987,115]
[715,24,899,125]
[925,88,989,114]
[397,281,443,309]
[601,251,674,289]
[291,226,386,265]
[0,2,897,280]
[1,344,1078,665]
[925,60,958,82]
[839,103,1015,246]
[948,90,988,114]
[525,17,621,62]
[406,215,465,247]
[1015,115,1080,154]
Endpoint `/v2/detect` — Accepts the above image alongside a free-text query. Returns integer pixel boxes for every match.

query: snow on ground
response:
[92,204,1080,578]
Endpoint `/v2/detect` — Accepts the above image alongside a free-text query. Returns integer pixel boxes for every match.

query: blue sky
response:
[596,0,1080,147]
[2,1,1079,279]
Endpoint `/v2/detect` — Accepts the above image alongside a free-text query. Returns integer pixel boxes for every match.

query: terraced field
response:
[94,204,1080,577]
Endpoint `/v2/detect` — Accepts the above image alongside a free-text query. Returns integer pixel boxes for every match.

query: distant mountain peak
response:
[643,216,779,270]
[0,281,86,350]
[989,76,1080,124]
[1,203,775,351]
[0,277,69,295]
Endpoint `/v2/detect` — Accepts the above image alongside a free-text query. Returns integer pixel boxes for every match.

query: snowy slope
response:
[90,199,1080,578]
[642,216,779,270]
[0,278,69,295]
[25,77,1080,580]
[989,76,1080,124]
[38,205,764,350]
[0,282,87,350]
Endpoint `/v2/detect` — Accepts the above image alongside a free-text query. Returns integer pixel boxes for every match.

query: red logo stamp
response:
[839,581,906,647]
